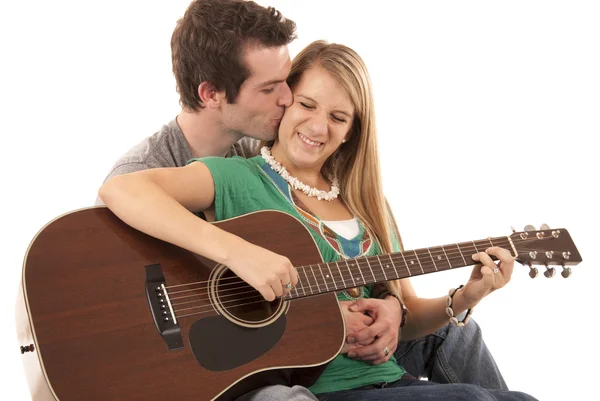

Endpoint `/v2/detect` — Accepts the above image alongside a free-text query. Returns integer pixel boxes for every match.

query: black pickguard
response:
[189,315,286,371]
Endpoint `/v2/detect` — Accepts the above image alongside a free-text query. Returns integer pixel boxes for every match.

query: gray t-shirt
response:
[95,118,259,205]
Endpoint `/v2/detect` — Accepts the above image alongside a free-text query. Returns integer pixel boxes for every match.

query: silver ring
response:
[492,267,500,274]
[284,282,292,289]
[383,346,389,357]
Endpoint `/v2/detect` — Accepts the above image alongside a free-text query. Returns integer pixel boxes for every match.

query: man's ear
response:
[198,81,225,109]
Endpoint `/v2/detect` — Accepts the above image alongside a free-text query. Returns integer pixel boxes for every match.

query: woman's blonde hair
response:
[271,40,403,298]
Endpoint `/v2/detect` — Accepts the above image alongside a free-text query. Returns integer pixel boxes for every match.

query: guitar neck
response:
[286,235,513,299]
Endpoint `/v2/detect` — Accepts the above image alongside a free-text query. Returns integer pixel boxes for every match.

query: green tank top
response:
[192,155,406,394]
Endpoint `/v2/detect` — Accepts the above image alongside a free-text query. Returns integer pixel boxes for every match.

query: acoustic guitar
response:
[15,208,582,400]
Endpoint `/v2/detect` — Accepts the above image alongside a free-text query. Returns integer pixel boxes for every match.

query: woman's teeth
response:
[298,132,322,147]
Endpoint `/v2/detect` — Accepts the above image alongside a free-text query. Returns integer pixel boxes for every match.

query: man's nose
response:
[277,83,293,107]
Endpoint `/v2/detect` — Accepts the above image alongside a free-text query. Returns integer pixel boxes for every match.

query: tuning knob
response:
[543,266,556,278]
[524,225,536,231]
[540,223,550,230]
[561,266,572,278]
[528,265,538,279]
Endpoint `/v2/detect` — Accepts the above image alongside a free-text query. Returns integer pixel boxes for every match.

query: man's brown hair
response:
[171,0,297,111]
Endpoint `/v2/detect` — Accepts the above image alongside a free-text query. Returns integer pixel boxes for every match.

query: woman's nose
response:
[306,112,328,137]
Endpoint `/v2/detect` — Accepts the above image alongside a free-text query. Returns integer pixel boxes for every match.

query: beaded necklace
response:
[260,146,340,201]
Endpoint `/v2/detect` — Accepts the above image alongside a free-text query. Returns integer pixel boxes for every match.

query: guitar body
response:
[16,208,344,401]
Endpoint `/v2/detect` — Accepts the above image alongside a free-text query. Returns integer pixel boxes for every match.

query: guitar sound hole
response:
[216,269,283,325]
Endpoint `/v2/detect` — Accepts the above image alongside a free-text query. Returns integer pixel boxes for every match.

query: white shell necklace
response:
[260,146,340,201]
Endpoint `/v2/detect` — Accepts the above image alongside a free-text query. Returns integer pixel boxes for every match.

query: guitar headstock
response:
[510,225,582,278]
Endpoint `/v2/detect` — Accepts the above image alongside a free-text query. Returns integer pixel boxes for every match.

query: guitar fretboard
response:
[284,236,512,299]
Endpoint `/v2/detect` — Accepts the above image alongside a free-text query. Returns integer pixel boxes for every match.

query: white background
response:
[1,1,598,400]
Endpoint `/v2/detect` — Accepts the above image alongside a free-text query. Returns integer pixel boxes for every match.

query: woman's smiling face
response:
[274,65,355,173]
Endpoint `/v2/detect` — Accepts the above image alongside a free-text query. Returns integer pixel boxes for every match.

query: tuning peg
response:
[543,266,556,278]
[528,265,539,279]
[561,266,572,278]
[524,225,536,231]
[540,223,550,230]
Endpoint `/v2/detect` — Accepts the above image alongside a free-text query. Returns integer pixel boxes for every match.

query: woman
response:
[99,40,535,401]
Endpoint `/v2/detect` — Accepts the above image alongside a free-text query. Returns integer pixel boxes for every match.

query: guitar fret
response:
[488,238,494,248]
[345,259,358,287]
[441,245,453,268]
[433,247,452,270]
[355,259,367,286]
[413,251,425,274]
[426,247,438,271]
[326,263,338,290]
[364,255,377,282]
[456,243,467,265]
[334,261,348,288]
[471,241,479,252]
[399,252,412,276]
[388,254,400,278]
[376,255,388,280]
[298,268,307,296]
[317,264,329,292]
[301,267,312,295]
[308,265,320,293]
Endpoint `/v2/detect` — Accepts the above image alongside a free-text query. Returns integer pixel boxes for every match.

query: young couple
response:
[97,1,536,400]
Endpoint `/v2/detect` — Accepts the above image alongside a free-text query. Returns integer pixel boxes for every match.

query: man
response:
[96,1,506,400]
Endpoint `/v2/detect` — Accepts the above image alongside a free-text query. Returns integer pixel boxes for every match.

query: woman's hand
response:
[461,246,515,308]
[225,240,299,302]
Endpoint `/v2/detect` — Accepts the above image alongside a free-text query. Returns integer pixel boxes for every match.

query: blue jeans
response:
[395,317,507,389]
[237,319,533,401]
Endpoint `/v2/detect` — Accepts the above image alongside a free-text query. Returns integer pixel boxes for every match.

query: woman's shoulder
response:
[187,155,264,171]
[191,156,268,191]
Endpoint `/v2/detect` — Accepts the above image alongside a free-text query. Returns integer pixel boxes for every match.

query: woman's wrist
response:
[451,287,478,315]
[207,227,247,266]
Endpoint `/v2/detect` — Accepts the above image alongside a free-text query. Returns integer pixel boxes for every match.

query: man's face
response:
[221,45,293,141]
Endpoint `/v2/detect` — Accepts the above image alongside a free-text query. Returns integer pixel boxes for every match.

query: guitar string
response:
[172,244,552,318]
[168,253,521,313]
[171,257,572,320]
[170,262,570,319]
[168,251,482,304]
[164,235,563,294]
[163,237,516,289]
[166,249,500,302]
[166,242,571,307]
[168,250,571,316]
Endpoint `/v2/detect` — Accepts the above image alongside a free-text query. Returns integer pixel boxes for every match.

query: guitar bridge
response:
[145,263,184,350]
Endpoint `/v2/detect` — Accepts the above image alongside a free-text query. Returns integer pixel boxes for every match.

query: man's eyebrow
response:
[256,78,286,88]
[298,95,353,117]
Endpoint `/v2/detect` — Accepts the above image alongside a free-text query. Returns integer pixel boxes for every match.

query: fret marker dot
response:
[437,256,442,260]
[410,261,415,265]
[326,275,330,278]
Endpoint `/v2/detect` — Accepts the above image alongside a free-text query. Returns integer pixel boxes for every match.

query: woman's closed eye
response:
[299,102,314,109]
